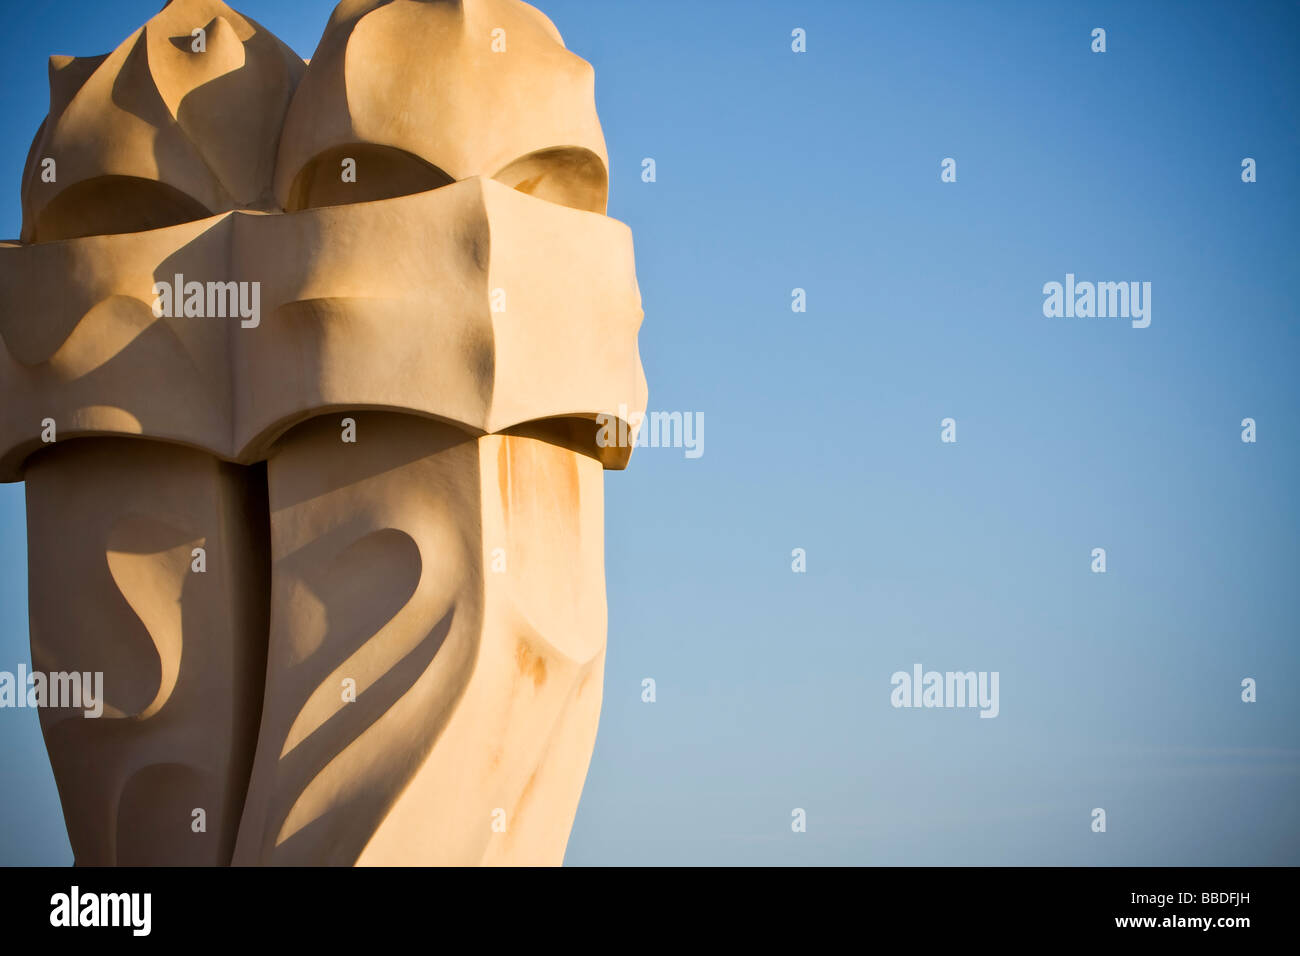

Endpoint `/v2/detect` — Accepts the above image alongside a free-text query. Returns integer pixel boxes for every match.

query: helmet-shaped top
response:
[20,0,305,242]
[274,0,609,214]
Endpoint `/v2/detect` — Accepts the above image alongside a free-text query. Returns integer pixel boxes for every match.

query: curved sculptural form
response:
[0,0,645,865]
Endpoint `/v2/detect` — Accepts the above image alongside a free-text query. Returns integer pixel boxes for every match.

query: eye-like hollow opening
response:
[32,176,213,242]
[284,144,454,212]
[493,147,607,214]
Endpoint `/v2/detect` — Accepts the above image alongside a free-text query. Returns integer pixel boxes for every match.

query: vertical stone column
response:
[24,439,269,864]
[232,415,606,865]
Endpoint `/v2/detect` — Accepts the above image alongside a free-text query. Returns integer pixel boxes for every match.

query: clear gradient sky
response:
[1,0,1297,865]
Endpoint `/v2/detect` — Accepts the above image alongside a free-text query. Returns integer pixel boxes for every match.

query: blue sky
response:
[1,0,1298,865]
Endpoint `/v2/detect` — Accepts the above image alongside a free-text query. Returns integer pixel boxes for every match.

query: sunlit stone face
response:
[1,0,645,865]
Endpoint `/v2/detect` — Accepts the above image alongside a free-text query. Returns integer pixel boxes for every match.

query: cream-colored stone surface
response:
[25,438,269,865]
[0,178,645,480]
[1,0,644,865]
[21,0,304,241]
[233,416,606,865]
